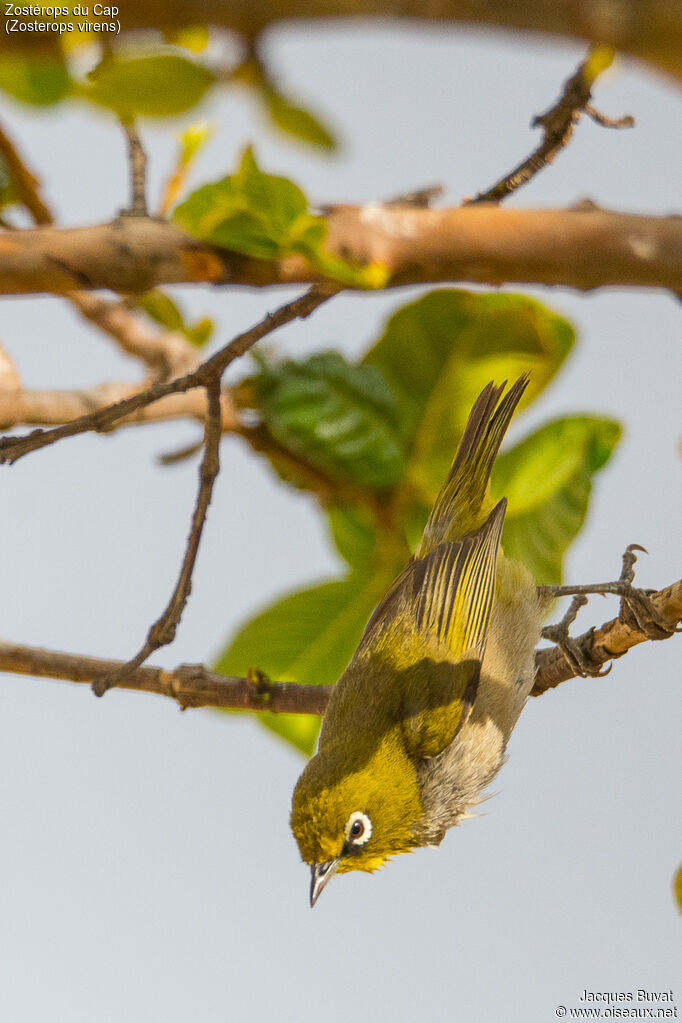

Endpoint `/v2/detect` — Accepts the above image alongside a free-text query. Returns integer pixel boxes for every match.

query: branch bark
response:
[2,580,679,713]
[0,381,239,432]
[1,208,680,296]
[0,122,206,381]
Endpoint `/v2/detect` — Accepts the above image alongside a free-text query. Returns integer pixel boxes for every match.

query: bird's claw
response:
[616,545,674,639]
[541,595,610,678]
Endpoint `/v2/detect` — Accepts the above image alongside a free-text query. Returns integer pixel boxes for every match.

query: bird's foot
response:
[541,594,611,677]
[539,544,677,646]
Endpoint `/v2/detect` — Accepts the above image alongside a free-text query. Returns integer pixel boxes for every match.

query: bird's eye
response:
[345,811,372,847]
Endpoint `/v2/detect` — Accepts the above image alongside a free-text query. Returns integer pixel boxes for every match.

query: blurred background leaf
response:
[363,289,574,500]
[491,415,622,584]
[174,147,385,286]
[174,147,384,288]
[326,504,381,571]
[0,53,72,106]
[174,145,315,260]
[263,87,336,151]
[235,351,405,490]
[79,54,214,118]
[138,289,214,347]
[214,565,399,755]
[233,55,337,151]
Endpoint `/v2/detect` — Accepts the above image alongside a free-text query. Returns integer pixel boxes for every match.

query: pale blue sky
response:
[0,22,680,1023]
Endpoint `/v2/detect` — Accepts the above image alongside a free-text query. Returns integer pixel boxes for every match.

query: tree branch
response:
[121,121,148,218]
[0,380,239,432]
[0,285,339,695]
[91,379,224,695]
[466,48,633,204]
[1,208,679,296]
[0,120,205,380]
[67,292,204,378]
[0,124,52,225]
[2,580,679,714]
[0,284,337,465]
[0,643,331,713]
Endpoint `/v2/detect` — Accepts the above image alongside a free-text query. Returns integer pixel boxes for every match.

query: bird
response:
[291,374,550,906]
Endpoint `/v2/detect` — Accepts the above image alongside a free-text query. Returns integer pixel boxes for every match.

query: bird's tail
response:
[417,374,529,554]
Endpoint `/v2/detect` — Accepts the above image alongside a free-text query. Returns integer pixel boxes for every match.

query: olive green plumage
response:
[291,376,548,904]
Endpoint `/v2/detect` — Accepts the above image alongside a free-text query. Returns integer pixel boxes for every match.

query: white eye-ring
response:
[345,811,372,847]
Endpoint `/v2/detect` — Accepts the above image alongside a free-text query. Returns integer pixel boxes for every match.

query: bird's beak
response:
[310,859,341,907]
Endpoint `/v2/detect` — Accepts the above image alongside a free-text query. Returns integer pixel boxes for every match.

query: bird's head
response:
[290,735,423,905]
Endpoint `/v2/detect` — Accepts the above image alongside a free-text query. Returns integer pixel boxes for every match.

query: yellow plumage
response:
[290,376,548,905]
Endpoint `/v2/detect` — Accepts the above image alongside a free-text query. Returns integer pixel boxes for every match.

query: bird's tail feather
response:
[418,374,528,553]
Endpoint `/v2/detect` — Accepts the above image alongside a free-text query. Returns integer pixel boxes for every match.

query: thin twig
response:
[584,104,635,129]
[158,439,205,465]
[1,580,679,713]
[0,124,52,225]
[0,285,337,465]
[122,120,148,217]
[465,50,633,205]
[92,379,224,695]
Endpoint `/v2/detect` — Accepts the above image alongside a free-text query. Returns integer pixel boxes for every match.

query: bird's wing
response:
[355,499,506,759]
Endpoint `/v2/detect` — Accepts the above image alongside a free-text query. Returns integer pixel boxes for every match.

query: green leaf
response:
[263,87,336,151]
[0,54,71,106]
[364,289,574,501]
[174,145,308,259]
[248,352,406,489]
[139,290,214,347]
[214,568,396,755]
[491,416,622,584]
[187,317,214,347]
[326,505,378,569]
[233,55,336,152]
[139,290,185,332]
[81,54,213,118]
[174,147,388,287]
[234,145,309,241]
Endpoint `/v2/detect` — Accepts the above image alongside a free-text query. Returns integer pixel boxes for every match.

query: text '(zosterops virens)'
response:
[291,376,549,905]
